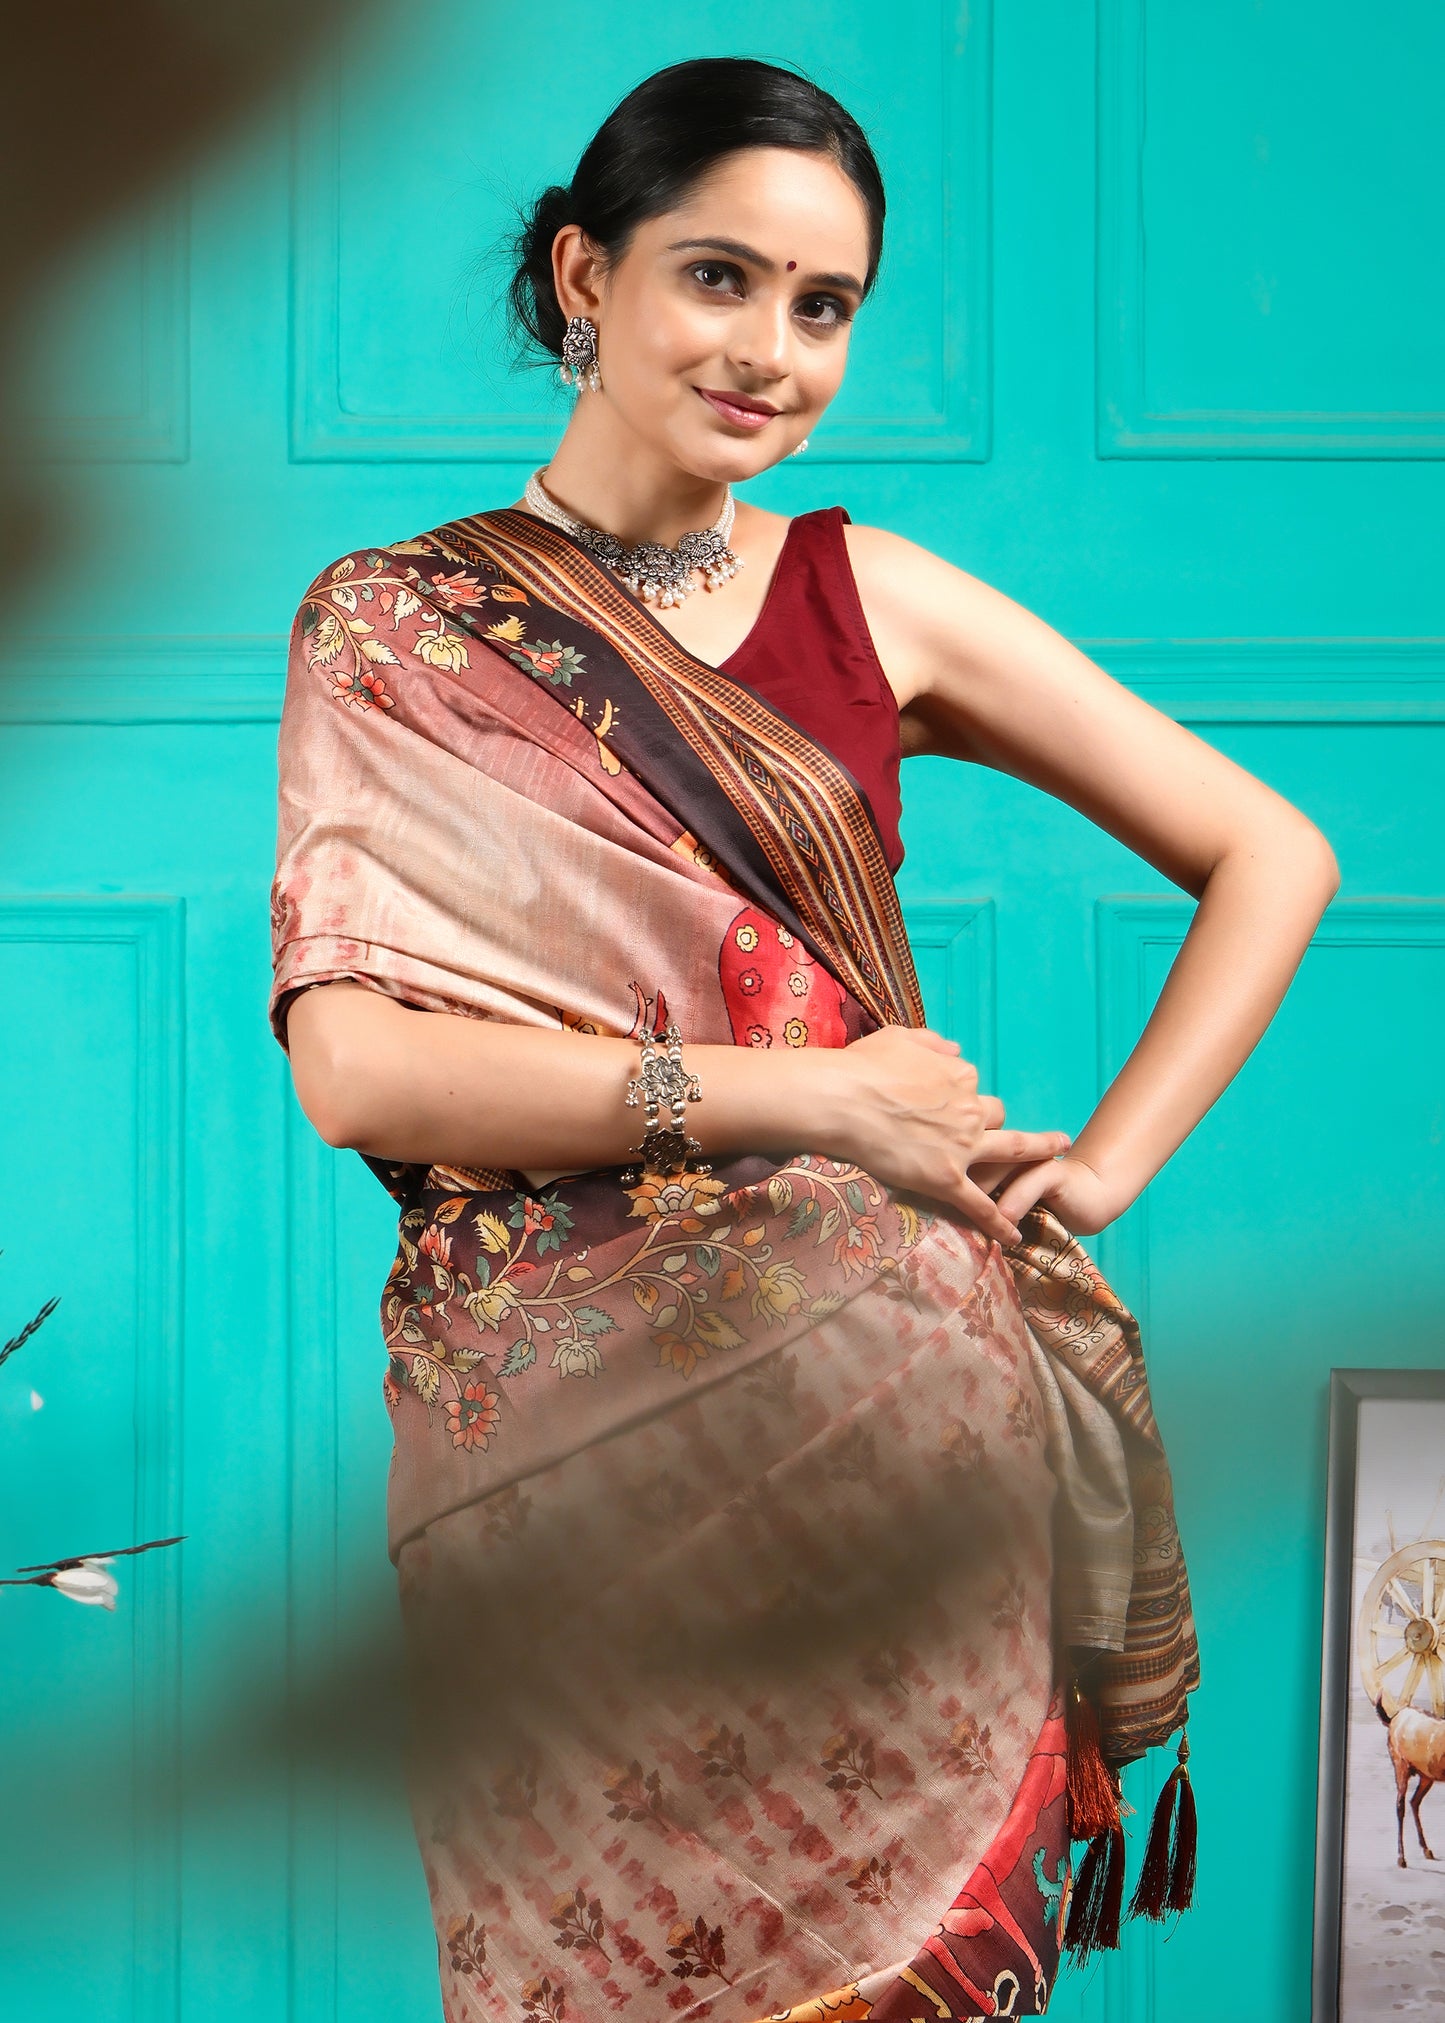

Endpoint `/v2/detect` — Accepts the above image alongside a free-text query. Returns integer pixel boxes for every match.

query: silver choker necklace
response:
[522,468,744,608]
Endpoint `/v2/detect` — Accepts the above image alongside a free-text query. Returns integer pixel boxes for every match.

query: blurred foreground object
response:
[0,0,353,574]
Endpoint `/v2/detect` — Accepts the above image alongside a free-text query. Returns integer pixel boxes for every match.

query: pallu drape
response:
[268,507,1200,2022]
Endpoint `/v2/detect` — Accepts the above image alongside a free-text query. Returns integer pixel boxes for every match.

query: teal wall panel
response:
[0,3,1440,2019]
[0,900,184,2021]
[289,0,991,461]
[22,195,191,463]
[1098,0,1445,453]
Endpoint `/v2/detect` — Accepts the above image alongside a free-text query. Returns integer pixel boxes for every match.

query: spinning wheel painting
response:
[1315,1372,1445,2022]
[1356,1539,1445,1718]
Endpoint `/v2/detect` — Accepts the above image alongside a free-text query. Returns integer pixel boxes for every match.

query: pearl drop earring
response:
[558,315,602,393]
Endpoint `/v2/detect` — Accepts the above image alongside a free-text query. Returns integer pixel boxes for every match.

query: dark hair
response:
[506,57,886,363]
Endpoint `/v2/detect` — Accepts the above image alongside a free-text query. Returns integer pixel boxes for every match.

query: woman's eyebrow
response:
[664,237,864,295]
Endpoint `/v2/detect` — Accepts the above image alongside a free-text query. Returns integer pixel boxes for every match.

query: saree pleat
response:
[269,510,1199,2021]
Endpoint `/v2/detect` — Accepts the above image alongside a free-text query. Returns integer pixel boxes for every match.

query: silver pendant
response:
[577,528,743,607]
[522,469,739,606]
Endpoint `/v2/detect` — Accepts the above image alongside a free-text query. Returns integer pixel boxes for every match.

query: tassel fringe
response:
[1062,1674,1197,1957]
[1062,1671,1126,1959]
[1063,1822,1126,1960]
[1064,1674,1120,1844]
[1126,1728,1197,1921]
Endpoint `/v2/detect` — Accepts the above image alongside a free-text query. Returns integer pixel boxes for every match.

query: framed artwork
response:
[1315,1369,1445,2021]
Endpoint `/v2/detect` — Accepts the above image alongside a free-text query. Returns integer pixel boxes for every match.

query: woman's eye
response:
[798,296,850,329]
[690,262,740,292]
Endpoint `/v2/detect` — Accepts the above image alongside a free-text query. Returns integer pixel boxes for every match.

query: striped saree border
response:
[446,509,925,1034]
[1009,1203,1201,1761]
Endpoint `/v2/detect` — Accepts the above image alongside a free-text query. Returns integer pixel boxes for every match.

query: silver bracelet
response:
[621,1020,711,1183]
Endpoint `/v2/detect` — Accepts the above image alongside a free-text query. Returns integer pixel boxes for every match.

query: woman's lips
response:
[697,388,777,431]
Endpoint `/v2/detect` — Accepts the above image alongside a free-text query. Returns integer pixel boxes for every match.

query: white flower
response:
[50,1561,119,1609]
[550,1337,603,1378]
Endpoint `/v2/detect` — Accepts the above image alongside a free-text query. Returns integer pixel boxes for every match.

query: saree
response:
[268,506,1200,2021]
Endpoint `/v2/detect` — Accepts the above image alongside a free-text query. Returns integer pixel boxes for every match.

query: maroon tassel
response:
[1064,1673,1120,1845]
[1063,1821,1126,1960]
[1126,1727,1197,1922]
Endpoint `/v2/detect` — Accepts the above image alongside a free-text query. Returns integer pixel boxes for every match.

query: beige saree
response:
[268,507,1199,2021]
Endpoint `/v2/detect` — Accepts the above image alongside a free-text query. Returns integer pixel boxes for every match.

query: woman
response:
[269,56,1337,2022]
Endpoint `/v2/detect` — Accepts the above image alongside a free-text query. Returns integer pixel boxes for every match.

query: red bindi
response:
[786,260,797,271]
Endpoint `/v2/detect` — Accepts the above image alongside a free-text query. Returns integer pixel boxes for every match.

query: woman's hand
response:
[971,1149,1124,1239]
[815,1025,1072,1248]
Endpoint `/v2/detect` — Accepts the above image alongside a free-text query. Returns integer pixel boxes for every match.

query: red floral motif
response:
[940,1416,988,1475]
[550,1885,610,1961]
[656,1332,708,1379]
[331,667,396,711]
[517,1198,557,1237]
[936,1712,999,1781]
[429,569,488,607]
[846,1855,895,1906]
[820,1729,883,1798]
[695,1723,753,1784]
[1005,1384,1039,1443]
[446,1911,488,1977]
[519,1975,567,2022]
[833,1212,883,1277]
[445,1382,500,1452]
[665,1913,733,1985]
[601,1760,664,1824]
[419,1222,454,1266]
[718,903,847,1048]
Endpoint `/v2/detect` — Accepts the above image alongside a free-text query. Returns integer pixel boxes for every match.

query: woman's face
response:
[564,146,872,482]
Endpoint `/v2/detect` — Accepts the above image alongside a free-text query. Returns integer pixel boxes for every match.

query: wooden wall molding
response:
[904,899,997,1085]
[1096,0,1445,457]
[282,1093,342,2023]
[0,896,185,2018]
[4,635,1442,725]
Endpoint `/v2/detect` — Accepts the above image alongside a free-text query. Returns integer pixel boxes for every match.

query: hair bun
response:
[509,183,576,361]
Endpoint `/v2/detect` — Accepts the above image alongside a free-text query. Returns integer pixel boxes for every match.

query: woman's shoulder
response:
[290,523,481,622]
[839,516,984,598]
[834,518,1009,717]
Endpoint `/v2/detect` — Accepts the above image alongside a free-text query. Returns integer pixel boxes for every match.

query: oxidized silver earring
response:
[559,314,602,393]
[791,436,810,456]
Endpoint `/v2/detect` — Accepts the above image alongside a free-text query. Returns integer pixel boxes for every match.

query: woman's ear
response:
[552,223,606,324]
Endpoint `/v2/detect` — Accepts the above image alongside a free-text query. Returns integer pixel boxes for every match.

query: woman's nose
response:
[728,296,791,378]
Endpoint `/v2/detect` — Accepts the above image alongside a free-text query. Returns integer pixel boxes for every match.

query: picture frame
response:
[1314,1368,1445,2021]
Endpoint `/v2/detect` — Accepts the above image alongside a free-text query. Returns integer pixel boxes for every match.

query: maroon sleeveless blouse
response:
[718,506,905,872]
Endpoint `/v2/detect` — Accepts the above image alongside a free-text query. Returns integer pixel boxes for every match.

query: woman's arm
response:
[286,979,816,1171]
[284,982,1073,1247]
[844,522,1342,1230]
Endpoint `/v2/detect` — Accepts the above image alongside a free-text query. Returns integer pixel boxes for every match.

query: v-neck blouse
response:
[717,505,905,872]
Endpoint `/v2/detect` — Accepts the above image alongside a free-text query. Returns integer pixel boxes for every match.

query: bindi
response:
[786,260,797,271]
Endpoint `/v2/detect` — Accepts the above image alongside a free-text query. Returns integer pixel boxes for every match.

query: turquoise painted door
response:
[1,4,1440,2019]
